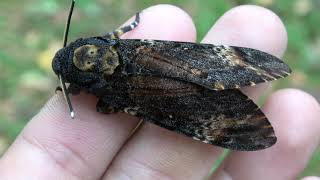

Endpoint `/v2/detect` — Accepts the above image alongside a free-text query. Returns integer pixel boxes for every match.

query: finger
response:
[223,89,320,180]
[121,5,196,41]
[0,5,195,180]
[103,5,287,180]
[302,177,320,180]
[0,94,138,179]
[203,5,288,101]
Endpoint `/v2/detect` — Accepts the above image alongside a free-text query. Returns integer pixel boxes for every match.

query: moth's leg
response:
[67,83,81,95]
[123,106,140,116]
[97,93,137,115]
[96,98,115,114]
[55,86,62,93]
[103,12,140,39]
[55,84,80,95]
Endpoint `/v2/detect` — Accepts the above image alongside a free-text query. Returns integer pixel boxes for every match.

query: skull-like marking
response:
[102,46,120,76]
[73,45,120,76]
[73,45,99,71]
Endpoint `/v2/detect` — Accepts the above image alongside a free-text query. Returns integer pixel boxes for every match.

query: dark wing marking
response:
[118,39,291,90]
[125,76,276,151]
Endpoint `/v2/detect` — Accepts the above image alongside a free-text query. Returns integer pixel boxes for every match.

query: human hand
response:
[0,5,320,180]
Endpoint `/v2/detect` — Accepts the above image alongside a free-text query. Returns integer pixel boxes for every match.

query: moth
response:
[52,0,291,151]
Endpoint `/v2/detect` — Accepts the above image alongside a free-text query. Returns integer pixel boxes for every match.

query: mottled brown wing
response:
[126,76,276,151]
[118,39,291,90]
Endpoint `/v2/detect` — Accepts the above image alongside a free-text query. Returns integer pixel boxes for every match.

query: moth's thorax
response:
[73,44,120,75]
[52,37,121,91]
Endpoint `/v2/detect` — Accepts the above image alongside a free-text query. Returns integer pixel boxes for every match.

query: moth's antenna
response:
[63,0,75,47]
[60,0,76,119]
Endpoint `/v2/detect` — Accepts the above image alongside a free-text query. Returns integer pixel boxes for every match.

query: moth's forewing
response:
[118,39,291,90]
[122,76,276,151]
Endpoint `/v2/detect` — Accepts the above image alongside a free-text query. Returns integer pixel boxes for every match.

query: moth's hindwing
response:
[123,76,276,151]
[118,39,291,90]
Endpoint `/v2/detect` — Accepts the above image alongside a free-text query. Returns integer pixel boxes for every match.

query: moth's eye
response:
[87,61,92,65]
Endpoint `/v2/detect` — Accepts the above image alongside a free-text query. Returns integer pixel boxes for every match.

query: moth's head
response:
[52,37,117,88]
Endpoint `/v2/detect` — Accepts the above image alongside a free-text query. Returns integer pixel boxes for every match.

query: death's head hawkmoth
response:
[52,0,291,151]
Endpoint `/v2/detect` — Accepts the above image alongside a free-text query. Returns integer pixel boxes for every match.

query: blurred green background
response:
[0,0,319,177]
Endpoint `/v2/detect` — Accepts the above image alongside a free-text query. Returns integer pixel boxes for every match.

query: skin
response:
[0,4,320,180]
